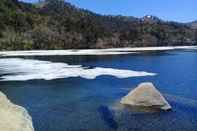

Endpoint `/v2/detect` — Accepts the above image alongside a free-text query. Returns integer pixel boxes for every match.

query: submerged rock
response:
[120,82,171,111]
[98,105,118,129]
[0,91,34,131]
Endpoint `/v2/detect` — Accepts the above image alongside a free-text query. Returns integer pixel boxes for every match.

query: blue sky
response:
[22,0,197,22]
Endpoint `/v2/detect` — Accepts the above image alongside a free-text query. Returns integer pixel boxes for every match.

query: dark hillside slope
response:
[0,0,196,50]
[188,21,197,29]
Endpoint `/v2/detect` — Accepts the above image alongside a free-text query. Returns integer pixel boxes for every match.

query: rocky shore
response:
[0,91,34,131]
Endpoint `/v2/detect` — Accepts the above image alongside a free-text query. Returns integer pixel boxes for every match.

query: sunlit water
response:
[0,50,197,131]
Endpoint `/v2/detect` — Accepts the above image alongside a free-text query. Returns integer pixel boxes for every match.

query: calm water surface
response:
[0,50,197,131]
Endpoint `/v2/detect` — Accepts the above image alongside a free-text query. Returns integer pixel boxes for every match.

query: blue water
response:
[1,50,197,131]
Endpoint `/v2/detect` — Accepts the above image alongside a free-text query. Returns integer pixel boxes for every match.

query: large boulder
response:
[0,91,34,131]
[120,82,171,111]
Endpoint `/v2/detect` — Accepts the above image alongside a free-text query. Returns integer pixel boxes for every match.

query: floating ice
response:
[0,58,156,81]
[0,46,196,57]
[0,49,135,56]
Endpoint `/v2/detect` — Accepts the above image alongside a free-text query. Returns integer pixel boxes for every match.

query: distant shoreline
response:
[0,46,196,56]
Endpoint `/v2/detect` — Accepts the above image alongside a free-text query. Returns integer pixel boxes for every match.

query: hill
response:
[188,21,197,29]
[0,0,196,50]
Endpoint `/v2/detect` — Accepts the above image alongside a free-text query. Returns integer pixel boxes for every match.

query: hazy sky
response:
[22,0,197,22]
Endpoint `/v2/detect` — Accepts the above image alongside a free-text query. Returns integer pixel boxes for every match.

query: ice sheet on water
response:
[0,58,156,81]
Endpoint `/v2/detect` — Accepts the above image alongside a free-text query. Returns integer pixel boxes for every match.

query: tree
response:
[195,30,197,44]
[44,0,65,14]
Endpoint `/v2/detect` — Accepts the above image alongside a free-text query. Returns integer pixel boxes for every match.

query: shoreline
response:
[0,46,196,56]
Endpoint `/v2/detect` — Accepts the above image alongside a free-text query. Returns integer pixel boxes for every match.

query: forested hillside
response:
[0,0,196,50]
[188,21,197,29]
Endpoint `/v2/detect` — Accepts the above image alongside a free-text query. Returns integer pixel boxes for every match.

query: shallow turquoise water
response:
[0,50,197,131]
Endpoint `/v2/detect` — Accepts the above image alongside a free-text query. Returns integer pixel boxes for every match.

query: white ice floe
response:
[0,46,196,57]
[104,46,197,51]
[0,58,156,81]
[0,50,134,56]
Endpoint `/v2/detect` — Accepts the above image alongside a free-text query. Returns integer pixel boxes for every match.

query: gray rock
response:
[0,91,34,131]
[120,82,171,111]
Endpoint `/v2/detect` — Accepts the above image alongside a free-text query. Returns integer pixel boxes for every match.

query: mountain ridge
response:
[188,21,197,29]
[0,0,196,50]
